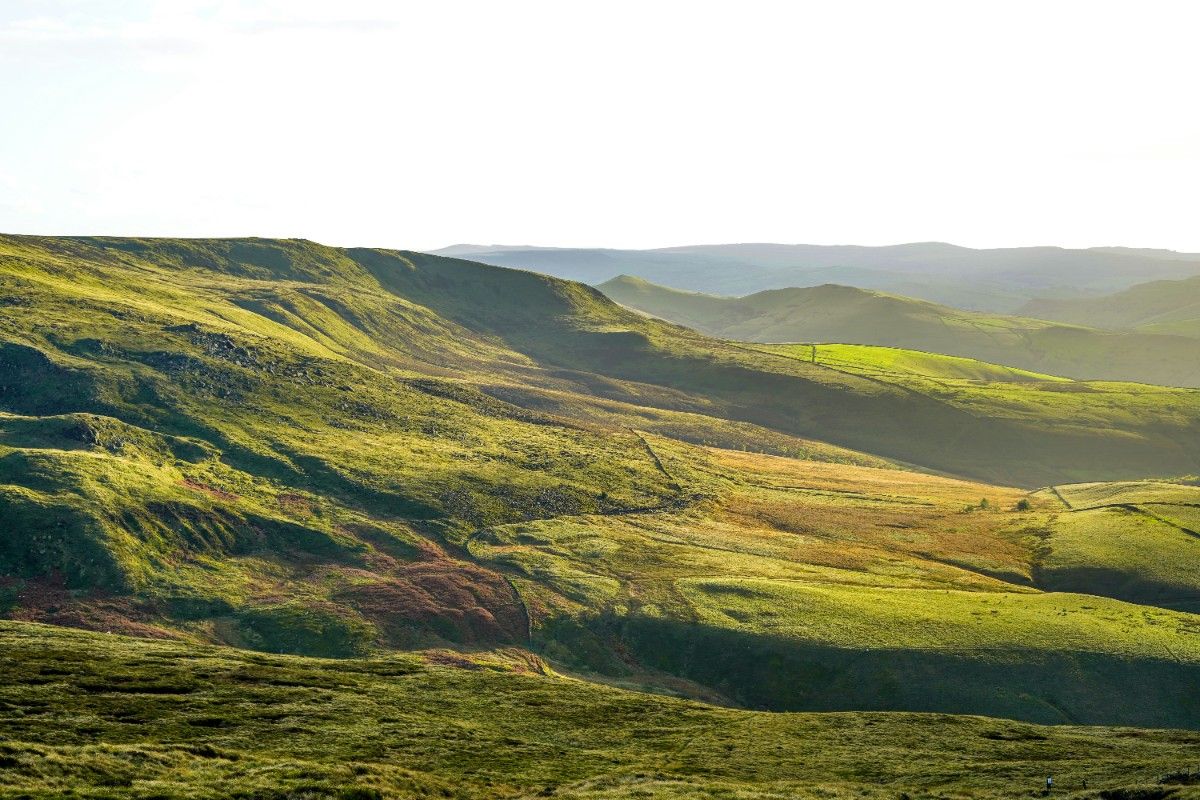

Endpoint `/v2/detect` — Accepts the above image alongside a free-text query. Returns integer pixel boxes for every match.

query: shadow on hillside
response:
[1037,563,1200,616]
[551,614,1200,729]
[349,250,1200,485]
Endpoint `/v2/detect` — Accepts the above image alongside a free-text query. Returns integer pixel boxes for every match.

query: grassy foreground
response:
[2,620,1199,800]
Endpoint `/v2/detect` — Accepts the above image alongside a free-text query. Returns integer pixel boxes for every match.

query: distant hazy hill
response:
[430,241,1200,312]
[1022,274,1200,338]
[598,275,1200,387]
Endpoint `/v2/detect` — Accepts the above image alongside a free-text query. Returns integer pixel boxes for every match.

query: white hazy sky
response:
[2,0,1199,251]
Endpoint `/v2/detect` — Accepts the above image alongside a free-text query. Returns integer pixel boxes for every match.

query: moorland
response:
[1,234,1199,798]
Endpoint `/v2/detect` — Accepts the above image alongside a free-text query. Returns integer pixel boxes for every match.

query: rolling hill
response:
[1,232,1199,758]
[432,241,1200,312]
[598,275,1200,388]
[1022,273,1200,338]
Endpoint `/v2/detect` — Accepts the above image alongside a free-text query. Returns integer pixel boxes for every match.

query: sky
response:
[1,0,1199,252]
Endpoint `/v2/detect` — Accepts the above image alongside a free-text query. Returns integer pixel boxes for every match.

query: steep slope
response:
[349,248,1200,486]
[432,241,1200,312]
[1022,274,1200,338]
[0,234,689,654]
[3,233,1200,485]
[598,275,1200,388]
[2,234,1200,729]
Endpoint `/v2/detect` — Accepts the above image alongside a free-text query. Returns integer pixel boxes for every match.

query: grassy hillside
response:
[435,241,1200,312]
[467,439,1200,726]
[1,234,1200,733]
[6,622,1200,800]
[1031,480,1200,613]
[599,275,1200,388]
[350,249,1200,486]
[1022,274,1200,338]
[787,342,1066,382]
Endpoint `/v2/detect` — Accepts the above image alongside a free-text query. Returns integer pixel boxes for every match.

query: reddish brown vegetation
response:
[335,559,528,646]
[181,479,239,502]
[5,573,180,640]
[276,493,313,515]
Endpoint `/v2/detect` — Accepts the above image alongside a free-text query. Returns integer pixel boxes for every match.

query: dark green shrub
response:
[235,603,377,658]
[339,788,383,800]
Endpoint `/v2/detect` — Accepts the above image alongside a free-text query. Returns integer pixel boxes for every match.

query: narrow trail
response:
[499,574,534,647]
[744,481,937,506]
[632,428,682,492]
[457,427,701,559]
[454,432,705,649]
[1047,485,1072,509]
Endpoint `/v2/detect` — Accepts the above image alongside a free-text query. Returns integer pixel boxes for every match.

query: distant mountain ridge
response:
[430,241,1200,312]
[1021,273,1200,338]
[598,274,1200,388]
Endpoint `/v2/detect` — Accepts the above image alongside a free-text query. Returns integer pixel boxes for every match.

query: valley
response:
[598,275,1200,388]
[1,235,1198,798]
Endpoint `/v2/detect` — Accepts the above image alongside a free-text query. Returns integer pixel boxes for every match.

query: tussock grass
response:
[2,621,1199,799]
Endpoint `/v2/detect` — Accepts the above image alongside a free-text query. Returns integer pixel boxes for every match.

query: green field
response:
[757,343,1200,462]
[598,274,1200,387]
[778,342,1068,382]
[1030,481,1200,612]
